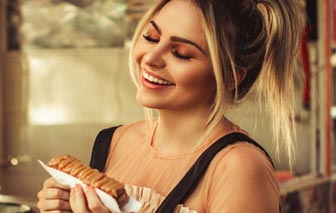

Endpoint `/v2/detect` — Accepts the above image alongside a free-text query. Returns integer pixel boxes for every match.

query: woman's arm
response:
[208,143,280,212]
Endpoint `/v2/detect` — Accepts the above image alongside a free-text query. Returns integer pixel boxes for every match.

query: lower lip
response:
[141,76,174,89]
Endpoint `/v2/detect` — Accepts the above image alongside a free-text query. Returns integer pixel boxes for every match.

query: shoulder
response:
[206,142,280,211]
[209,142,277,186]
[214,142,274,172]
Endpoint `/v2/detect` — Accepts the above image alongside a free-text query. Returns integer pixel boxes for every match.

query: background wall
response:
[1,48,144,197]
[0,0,7,193]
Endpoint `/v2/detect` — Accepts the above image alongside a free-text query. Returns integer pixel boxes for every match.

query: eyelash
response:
[142,34,192,60]
[142,34,158,43]
[172,49,191,60]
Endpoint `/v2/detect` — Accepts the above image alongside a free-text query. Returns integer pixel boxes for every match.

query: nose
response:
[142,47,166,68]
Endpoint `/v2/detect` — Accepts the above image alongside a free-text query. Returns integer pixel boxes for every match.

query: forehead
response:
[152,0,207,48]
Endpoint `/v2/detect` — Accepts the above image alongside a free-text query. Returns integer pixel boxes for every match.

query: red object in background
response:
[276,170,295,183]
[301,25,312,110]
[325,0,332,176]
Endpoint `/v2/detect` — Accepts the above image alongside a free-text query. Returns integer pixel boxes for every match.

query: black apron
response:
[89,126,276,213]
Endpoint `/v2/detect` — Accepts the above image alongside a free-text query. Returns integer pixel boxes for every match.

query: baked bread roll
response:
[47,154,129,207]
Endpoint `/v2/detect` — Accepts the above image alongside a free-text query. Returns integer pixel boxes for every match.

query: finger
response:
[38,187,70,200]
[85,186,111,213]
[37,198,71,211]
[37,179,71,212]
[70,184,90,213]
[44,177,70,190]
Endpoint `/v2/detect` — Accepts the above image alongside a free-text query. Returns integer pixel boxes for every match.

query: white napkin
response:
[38,160,142,213]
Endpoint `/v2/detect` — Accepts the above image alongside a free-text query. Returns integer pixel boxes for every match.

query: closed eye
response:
[142,33,191,60]
[172,49,191,60]
[143,34,159,43]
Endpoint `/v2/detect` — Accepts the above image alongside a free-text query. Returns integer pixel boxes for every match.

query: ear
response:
[237,69,247,85]
[229,69,247,89]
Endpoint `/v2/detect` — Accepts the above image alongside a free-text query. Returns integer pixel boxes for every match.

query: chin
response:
[136,92,159,109]
[137,100,161,110]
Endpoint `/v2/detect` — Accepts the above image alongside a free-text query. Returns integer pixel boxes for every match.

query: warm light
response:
[10,158,18,166]
[332,106,336,119]
[29,106,67,125]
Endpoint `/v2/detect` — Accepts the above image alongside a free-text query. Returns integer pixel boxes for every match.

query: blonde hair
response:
[129,0,305,167]
[256,0,306,166]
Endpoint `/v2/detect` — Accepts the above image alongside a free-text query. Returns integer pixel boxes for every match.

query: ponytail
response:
[257,0,306,167]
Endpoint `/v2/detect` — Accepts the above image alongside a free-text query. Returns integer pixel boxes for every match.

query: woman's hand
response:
[37,177,72,212]
[70,184,111,213]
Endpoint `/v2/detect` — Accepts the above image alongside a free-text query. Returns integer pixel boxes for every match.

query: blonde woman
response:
[37,0,305,212]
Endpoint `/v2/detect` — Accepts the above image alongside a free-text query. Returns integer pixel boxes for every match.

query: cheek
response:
[176,64,215,90]
[196,71,216,95]
[195,70,216,103]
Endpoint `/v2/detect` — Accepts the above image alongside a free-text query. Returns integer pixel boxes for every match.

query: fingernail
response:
[73,184,80,193]
[71,187,75,195]
[84,185,91,193]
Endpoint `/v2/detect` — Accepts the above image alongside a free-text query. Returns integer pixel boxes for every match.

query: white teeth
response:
[143,72,173,85]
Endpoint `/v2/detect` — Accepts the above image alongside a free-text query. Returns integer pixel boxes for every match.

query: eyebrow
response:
[149,20,206,55]
[150,21,162,35]
[170,36,206,55]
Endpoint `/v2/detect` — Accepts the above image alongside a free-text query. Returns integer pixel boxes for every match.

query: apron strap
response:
[156,132,274,213]
[89,126,121,172]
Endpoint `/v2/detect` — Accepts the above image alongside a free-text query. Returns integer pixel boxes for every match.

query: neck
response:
[153,108,211,154]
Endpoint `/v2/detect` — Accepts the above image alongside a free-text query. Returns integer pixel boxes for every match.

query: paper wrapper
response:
[38,160,142,213]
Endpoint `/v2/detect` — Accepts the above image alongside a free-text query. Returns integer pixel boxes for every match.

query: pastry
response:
[47,154,129,207]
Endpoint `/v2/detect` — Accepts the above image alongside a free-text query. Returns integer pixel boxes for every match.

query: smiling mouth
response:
[143,71,174,85]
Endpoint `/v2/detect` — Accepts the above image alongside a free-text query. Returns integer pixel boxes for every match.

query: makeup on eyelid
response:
[143,28,159,41]
[143,21,205,56]
[142,36,193,60]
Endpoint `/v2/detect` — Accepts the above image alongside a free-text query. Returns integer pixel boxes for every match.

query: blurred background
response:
[0,0,335,212]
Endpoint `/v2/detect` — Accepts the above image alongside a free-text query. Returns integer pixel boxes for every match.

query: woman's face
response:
[134,0,215,112]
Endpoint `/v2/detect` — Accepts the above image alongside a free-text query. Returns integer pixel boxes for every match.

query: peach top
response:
[105,121,280,213]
